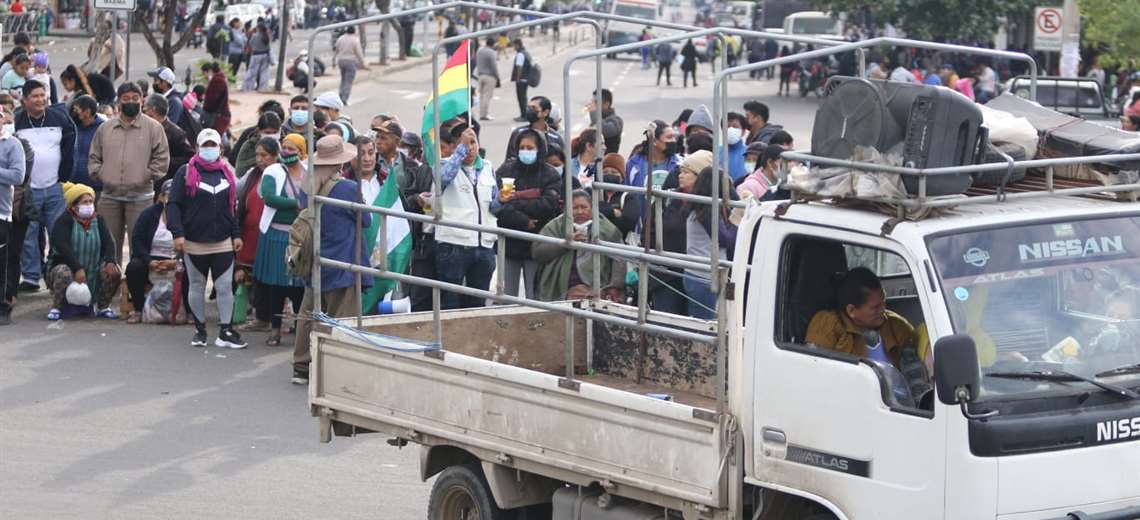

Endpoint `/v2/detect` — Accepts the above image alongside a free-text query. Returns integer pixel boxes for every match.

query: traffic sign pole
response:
[95,0,138,85]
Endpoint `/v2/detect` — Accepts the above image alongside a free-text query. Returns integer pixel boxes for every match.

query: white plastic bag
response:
[66,282,92,307]
[978,104,1039,159]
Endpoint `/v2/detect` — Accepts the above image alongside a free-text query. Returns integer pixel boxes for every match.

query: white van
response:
[783,10,844,40]
[605,0,659,53]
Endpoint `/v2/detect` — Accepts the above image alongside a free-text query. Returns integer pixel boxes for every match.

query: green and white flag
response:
[362,175,412,313]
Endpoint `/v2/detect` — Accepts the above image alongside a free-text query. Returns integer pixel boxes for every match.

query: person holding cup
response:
[492,128,562,300]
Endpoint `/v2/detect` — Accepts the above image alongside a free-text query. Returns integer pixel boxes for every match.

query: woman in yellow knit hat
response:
[45,183,122,321]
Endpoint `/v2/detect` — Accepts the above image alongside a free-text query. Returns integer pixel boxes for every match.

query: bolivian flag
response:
[421,39,470,167]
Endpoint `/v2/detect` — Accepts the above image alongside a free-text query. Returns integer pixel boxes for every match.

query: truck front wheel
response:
[428,464,508,520]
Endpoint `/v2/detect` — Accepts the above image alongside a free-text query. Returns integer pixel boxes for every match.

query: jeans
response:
[244,53,271,91]
[435,242,495,310]
[640,48,650,69]
[683,275,717,320]
[337,59,358,103]
[20,184,65,284]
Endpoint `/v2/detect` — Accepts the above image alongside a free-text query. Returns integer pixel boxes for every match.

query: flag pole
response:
[466,39,473,126]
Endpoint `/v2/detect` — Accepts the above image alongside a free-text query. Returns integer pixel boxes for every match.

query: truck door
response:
[744,220,946,519]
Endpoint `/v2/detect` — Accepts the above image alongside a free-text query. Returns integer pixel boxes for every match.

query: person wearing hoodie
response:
[282,95,310,135]
[684,104,715,138]
[166,129,247,350]
[743,101,783,146]
[494,128,563,299]
[724,112,749,181]
[504,95,564,162]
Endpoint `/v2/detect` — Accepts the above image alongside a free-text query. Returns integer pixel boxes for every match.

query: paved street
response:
[0,23,822,519]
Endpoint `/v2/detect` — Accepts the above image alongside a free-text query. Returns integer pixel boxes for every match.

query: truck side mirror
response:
[934,334,980,406]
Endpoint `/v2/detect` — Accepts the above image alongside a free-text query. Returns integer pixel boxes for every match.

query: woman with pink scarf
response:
[165,128,248,350]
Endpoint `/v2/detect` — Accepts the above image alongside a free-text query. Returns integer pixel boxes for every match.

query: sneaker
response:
[46,308,61,321]
[291,366,309,385]
[191,329,208,347]
[18,281,40,292]
[479,115,494,121]
[215,328,248,349]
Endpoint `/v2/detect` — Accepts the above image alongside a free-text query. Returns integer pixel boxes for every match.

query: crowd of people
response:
[0,22,802,388]
[7,13,1136,391]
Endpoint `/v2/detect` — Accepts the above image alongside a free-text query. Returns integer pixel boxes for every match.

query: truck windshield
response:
[927,215,1140,400]
[790,17,838,35]
[614,4,656,20]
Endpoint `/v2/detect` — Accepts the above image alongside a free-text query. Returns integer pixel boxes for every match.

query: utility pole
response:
[1059,0,1080,78]
[274,0,291,91]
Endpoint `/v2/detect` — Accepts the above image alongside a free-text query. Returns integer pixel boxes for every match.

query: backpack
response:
[527,62,542,87]
[286,178,340,279]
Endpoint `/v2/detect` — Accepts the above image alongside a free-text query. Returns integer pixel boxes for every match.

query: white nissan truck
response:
[308,186,1140,519]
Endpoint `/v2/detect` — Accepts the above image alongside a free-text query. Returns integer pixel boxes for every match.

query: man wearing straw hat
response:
[291,135,372,385]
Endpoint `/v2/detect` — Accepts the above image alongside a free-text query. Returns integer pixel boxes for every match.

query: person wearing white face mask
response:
[723,112,750,181]
[166,129,247,350]
[45,183,121,321]
[489,128,561,300]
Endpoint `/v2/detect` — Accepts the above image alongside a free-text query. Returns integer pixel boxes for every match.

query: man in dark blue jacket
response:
[14,80,76,292]
[69,95,103,193]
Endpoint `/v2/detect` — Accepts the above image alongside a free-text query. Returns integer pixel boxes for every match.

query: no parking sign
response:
[1034,7,1062,52]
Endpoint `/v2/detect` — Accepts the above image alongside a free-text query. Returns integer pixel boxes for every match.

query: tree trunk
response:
[379,21,389,66]
[391,20,406,60]
[137,0,212,69]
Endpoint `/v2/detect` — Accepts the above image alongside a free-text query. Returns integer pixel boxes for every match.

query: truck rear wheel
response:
[428,464,508,520]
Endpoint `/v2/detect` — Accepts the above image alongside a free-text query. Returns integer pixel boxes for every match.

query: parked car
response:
[1005,76,1120,126]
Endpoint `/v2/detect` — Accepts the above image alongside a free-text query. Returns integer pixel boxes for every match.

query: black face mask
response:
[662,140,679,156]
[525,108,540,123]
[120,102,141,118]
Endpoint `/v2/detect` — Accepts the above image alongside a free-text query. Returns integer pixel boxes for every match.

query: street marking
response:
[402,92,423,100]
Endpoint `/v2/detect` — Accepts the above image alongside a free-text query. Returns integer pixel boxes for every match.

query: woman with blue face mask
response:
[493,129,563,300]
[166,128,248,350]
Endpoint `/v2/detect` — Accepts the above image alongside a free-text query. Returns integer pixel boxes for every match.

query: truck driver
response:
[805,267,915,369]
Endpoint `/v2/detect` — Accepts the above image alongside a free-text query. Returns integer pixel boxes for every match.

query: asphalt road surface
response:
[0,27,824,519]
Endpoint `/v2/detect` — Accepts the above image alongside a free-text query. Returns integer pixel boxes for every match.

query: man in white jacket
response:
[429,124,501,309]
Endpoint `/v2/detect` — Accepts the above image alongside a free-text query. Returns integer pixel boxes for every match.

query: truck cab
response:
[1005,76,1120,125]
[735,196,1140,519]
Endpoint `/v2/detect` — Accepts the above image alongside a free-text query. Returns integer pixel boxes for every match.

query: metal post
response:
[354,145,364,327]
[124,12,131,81]
[565,314,575,378]
[275,0,291,91]
[110,13,118,84]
